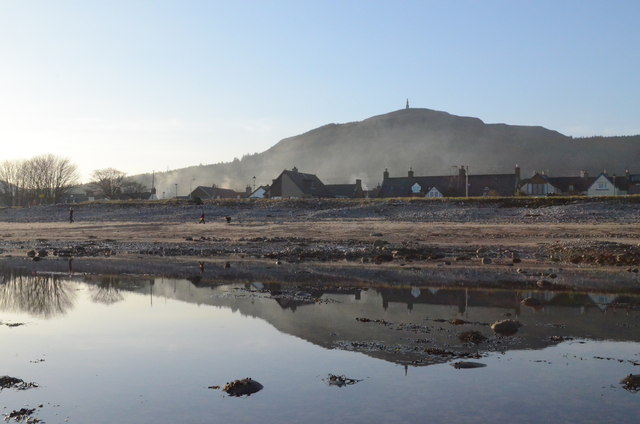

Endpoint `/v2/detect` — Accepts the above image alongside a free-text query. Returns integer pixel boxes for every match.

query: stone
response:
[222,378,263,397]
[620,374,640,392]
[458,330,486,344]
[490,319,522,335]
[451,361,487,369]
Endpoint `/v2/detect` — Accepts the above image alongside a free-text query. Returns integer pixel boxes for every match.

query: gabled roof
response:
[519,172,553,186]
[249,185,269,197]
[378,175,458,197]
[193,186,242,199]
[325,183,364,198]
[270,170,333,198]
[466,173,517,197]
[547,176,595,193]
[590,172,629,191]
[519,172,597,194]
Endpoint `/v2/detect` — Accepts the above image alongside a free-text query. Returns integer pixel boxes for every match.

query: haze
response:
[1,1,639,182]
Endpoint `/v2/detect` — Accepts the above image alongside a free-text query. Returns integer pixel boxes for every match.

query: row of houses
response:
[189,165,640,200]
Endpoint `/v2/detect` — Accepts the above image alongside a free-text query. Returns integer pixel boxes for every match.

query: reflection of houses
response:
[377,166,520,198]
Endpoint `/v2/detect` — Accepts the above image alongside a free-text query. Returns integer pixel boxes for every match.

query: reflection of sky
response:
[1,279,640,423]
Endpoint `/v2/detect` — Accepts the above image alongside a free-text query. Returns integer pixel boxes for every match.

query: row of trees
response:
[0,155,80,206]
[0,156,148,207]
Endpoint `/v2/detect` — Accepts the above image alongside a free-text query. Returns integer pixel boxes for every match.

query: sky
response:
[1,0,639,182]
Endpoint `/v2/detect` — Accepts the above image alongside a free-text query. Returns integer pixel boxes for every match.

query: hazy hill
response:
[139,108,640,195]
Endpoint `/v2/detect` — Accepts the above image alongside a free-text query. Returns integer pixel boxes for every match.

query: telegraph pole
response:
[465,165,469,198]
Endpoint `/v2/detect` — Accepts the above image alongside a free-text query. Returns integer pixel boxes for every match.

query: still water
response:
[1,269,639,423]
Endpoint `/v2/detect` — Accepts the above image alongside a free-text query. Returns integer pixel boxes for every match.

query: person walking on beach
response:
[199,208,206,224]
[69,207,74,223]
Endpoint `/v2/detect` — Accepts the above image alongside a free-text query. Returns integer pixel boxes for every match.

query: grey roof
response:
[591,172,630,191]
[466,174,517,197]
[378,175,462,197]
[325,183,362,198]
[547,176,595,193]
[270,170,333,198]
[192,186,243,199]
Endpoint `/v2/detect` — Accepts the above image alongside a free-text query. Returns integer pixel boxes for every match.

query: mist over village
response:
[2,105,639,206]
[2,2,640,423]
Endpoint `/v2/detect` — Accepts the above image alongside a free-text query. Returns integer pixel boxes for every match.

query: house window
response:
[411,183,421,193]
[531,184,546,195]
[597,181,608,190]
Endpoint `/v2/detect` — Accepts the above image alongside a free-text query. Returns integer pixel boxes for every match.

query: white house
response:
[518,173,558,196]
[587,173,626,196]
[249,186,269,199]
[425,187,443,198]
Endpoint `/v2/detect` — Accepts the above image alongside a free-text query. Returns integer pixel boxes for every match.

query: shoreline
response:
[0,200,638,291]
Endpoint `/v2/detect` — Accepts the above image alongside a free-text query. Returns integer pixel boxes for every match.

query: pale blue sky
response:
[1,0,638,181]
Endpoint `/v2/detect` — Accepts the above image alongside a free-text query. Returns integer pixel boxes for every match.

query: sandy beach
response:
[0,199,639,290]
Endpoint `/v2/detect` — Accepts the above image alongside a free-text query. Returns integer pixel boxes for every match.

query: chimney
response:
[292,166,298,173]
[246,185,252,195]
[515,164,521,181]
[383,168,389,180]
[408,167,414,178]
[355,179,362,189]
[458,166,466,179]
[580,170,589,179]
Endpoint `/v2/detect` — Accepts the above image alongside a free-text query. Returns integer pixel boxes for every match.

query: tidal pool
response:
[1,269,639,423]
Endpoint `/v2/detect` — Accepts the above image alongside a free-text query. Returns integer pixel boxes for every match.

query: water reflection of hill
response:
[142,279,640,366]
[2,267,639,366]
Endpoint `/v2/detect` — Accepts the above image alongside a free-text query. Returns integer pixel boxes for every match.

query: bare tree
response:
[91,168,126,199]
[0,160,24,206]
[50,156,80,203]
[22,155,80,204]
[0,155,78,205]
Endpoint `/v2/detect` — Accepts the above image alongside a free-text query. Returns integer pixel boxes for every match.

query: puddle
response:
[1,267,640,423]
